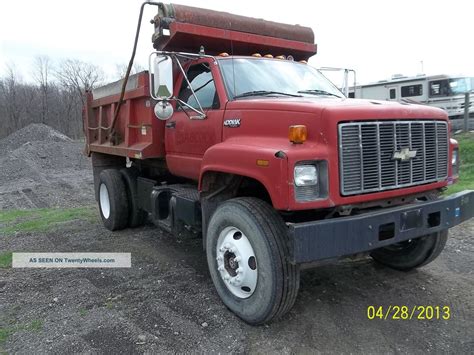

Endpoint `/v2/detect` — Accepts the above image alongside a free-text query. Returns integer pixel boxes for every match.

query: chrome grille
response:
[339,120,448,196]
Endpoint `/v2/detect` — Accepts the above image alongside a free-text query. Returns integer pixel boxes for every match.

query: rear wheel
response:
[120,168,148,227]
[206,197,300,324]
[98,169,129,231]
[370,231,448,271]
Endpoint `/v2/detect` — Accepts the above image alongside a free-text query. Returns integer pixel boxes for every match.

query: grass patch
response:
[447,133,474,194]
[0,320,43,345]
[0,328,9,345]
[79,308,88,317]
[0,206,97,235]
[0,252,12,268]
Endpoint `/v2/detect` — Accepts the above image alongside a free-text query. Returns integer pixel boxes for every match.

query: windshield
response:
[219,58,344,99]
[429,77,473,97]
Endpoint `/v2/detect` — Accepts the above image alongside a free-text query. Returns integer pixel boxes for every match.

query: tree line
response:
[0,57,142,139]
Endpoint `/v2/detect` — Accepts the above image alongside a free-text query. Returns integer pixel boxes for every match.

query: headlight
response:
[452,149,458,166]
[294,165,318,186]
[452,149,459,176]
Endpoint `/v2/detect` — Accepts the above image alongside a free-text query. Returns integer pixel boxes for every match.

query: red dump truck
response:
[84,2,474,324]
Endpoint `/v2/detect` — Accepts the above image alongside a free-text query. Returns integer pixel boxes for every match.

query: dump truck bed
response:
[84,71,165,159]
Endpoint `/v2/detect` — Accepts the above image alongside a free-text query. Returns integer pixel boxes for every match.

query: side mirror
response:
[149,53,173,100]
[154,100,174,120]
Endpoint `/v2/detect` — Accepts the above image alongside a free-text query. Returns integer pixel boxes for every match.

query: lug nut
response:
[218,266,224,271]
[236,267,243,274]
[224,275,230,281]
[234,256,241,262]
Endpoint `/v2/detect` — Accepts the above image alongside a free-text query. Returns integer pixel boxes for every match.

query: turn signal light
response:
[218,52,229,57]
[289,125,307,144]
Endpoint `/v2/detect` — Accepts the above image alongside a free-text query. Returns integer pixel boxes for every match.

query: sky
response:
[0,0,473,85]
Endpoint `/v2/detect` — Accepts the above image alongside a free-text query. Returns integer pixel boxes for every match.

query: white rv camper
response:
[350,74,474,118]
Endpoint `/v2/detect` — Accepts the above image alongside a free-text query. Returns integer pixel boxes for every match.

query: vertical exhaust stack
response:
[152,3,317,61]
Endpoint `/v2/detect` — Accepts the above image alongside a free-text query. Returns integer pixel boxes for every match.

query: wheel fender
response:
[199,142,289,210]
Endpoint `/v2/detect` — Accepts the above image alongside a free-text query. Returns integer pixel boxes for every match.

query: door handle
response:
[165,121,176,129]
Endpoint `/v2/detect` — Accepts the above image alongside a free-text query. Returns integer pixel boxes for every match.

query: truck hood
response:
[225,97,448,120]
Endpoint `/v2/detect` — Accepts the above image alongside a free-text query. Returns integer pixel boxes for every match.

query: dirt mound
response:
[12,140,89,171]
[0,123,72,152]
[0,124,93,209]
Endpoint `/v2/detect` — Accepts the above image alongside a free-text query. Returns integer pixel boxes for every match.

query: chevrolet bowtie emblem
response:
[392,148,417,162]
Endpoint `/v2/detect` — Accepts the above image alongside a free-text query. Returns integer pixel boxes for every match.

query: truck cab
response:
[84,2,474,325]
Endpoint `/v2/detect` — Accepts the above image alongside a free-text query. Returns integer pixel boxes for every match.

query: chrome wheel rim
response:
[99,183,111,219]
[216,226,258,298]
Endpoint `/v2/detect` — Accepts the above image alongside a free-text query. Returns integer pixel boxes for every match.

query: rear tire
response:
[98,169,129,231]
[120,168,148,227]
[206,197,300,325]
[370,231,448,271]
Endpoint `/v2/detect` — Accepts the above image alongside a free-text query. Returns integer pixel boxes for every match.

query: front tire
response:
[98,169,129,231]
[206,197,300,325]
[370,231,448,271]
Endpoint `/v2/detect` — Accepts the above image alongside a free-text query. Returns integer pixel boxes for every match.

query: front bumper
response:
[288,190,474,264]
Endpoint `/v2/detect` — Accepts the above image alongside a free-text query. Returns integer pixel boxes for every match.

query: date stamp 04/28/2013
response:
[367,305,451,320]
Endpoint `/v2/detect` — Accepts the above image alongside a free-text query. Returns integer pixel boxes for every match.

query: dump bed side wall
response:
[84,71,165,159]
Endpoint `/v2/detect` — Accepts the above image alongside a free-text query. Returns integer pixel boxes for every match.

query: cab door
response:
[165,59,225,180]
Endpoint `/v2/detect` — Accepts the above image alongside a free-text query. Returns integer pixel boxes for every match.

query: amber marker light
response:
[256,159,269,167]
[264,54,274,58]
[218,52,229,57]
[289,125,307,144]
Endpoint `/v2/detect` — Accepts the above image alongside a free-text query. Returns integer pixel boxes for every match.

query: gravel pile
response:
[0,123,72,152]
[13,140,90,171]
[0,124,94,209]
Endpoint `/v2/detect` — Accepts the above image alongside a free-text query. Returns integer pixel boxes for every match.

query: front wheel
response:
[370,230,448,271]
[206,197,300,325]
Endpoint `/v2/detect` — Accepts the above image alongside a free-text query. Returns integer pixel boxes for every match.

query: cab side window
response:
[178,63,219,109]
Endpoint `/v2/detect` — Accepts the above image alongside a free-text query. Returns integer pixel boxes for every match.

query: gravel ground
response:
[1,217,473,353]
[0,124,473,353]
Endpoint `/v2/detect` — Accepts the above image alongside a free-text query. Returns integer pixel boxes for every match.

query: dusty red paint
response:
[152,5,317,61]
[85,72,166,159]
[85,55,456,212]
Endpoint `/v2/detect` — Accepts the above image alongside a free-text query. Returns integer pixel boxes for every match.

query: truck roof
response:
[152,3,317,61]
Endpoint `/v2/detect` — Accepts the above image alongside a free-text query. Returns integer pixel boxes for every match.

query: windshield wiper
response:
[297,89,342,98]
[234,90,302,99]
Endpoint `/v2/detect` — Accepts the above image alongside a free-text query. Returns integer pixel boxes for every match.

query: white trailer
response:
[350,74,474,118]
